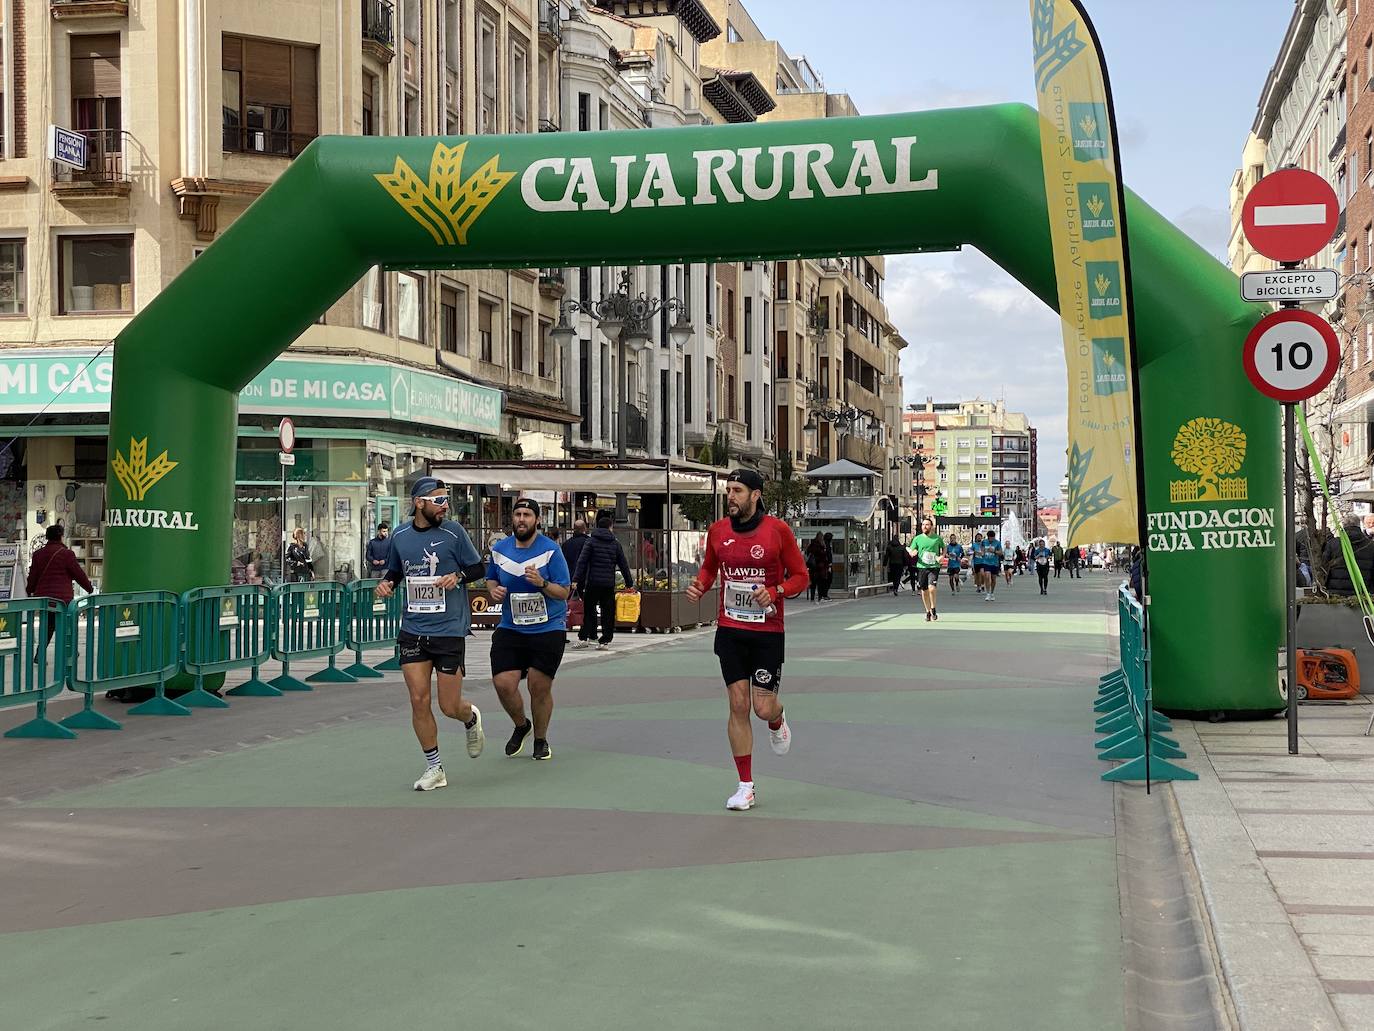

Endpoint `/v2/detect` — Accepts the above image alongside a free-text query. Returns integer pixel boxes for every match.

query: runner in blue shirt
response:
[376,476,488,791]
[969,533,985,594]
[1031,538,1053,595]
[945,534,965,593]
[981,533,1004,601]
[486,498,572,761]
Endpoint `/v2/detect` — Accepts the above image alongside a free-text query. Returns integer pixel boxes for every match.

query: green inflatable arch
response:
[104,103,1280,712]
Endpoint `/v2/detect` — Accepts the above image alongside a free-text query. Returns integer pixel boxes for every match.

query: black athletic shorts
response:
[398,631,466,676]
[714,626,785,693]
[916,568,938,590]
[490,627,566,678]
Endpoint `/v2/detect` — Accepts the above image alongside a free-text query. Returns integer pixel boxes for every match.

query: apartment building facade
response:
[910,399,1038,525]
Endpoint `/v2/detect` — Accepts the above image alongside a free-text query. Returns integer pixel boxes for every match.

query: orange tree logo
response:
[1170,418,1248,504]
[112,437,177,502]
[375,142,514,246]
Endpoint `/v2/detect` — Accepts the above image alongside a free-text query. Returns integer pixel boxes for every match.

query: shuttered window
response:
[222,34,318,157]
[71,35,121,137]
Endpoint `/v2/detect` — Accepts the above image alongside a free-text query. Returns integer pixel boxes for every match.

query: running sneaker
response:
[465,705,486,758]
[505,719,533,757]
[573,640,592,650]
[414,765,447,791]
[532,738,553,761]
[769,717,792,755]
[596,643,610,651]
[925,612,931,622]
[932,610,939,621]
[726,782,756,811]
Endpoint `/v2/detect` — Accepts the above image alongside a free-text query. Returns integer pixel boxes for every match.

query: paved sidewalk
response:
[2,576,1131,1029]
[1170,699,1374,1030]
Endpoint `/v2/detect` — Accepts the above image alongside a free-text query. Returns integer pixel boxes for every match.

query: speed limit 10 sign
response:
[1242,309,1340,403]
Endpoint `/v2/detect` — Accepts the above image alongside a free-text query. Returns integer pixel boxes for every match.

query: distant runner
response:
[685,469,809,812]
[1031,537,1053,595]
[980,530,1004,601]
[908,517,944,622]
[970,532,986,594]
[945,533,965,593]
[377,477,488,791]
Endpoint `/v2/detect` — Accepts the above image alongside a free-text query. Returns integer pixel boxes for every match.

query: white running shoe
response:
[596,643,610,651]
[414,765,447,791]
[726,782,756,810]
[770,717,792,755]
[465,705,485,758]
[573,640,591,649]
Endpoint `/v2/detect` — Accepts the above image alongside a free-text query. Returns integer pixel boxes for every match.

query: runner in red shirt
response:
[685,469,810,811]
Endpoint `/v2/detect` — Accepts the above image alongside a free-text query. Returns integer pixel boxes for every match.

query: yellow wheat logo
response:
[1078,114,1098,138]
[112,437,177,502]
[1101,350,1116,368]
[1094,272,1112,296]
[375,142,514,246]
[1086,193,1105,218]
[121,608,132,621]
[0,618,9,633]
[1169,417,1248,504]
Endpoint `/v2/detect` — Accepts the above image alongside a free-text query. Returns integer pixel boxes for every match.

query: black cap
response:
[728,468,765,493]
[512,498,541,519]
[410,476,445,499]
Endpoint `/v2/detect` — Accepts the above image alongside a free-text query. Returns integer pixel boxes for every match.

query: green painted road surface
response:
[1,574,1126,1030]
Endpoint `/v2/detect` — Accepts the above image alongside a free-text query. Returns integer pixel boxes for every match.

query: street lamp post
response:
[549,269,694,466]
[892,443,944,520]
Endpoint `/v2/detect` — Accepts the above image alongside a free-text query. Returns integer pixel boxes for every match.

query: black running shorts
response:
[398,631,466,676]
[489,627,566,678]
[916,568,938,590]
[714,626,785,693]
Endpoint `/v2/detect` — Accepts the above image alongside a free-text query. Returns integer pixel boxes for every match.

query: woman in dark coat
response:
[806,532,828,602]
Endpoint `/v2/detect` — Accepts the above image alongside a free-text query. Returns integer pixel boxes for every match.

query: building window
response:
[403,89,420,136]
[975,472,989,481]
[975,438,988,447]
[684,353,693,422]
[727,288,736,338]
[398,272,423,341]
[743,296,752,353]
[706,356,715,422]
[939,471,949,482]
[706,265,714,324]
[975,455,989,464]
[72,35,121,139]
[776,261,788,299]
[479,300,495,362]
[510,37,528,133]
[957,472,971,482]
[744,381,753,440]
[539,318,554,378]
[511,310,527,372]
[957,438,971,448]
[58,234,133,315]
[727,374,736,420]
[578,92,591,132]
[598,99,609,131]
[222,35,319,156]
[478,13,499,133]
[444,0,462,133]
[1366,130,1373,177]
[0,238,25,316]
[440,284,466,354]
[362,71,379,135]
[362,266,386,331]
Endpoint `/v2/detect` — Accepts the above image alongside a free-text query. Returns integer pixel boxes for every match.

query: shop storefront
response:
[0,349,502,590]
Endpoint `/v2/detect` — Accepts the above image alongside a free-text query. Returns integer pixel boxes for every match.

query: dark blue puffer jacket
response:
[573,528,634,589]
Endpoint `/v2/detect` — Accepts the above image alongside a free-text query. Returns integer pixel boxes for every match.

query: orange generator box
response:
[1295,648,1361,701]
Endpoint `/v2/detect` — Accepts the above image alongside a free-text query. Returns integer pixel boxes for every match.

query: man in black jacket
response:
[1323,520,1374,596]
[365,522,391,579]
[572,512,634,650]
[884,536,907,595]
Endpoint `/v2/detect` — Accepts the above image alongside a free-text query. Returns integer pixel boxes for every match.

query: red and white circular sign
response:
[278,416,296,454]
[1241,169,1339,263]
[1242,309,1340,403]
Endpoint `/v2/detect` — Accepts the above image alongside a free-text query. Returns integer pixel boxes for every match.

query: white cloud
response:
[886,249,1069,498]
[1170,205,1230,262]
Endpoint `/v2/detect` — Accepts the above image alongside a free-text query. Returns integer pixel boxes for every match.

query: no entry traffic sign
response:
[1241,169,1339,263]
[1242,309,1340,403]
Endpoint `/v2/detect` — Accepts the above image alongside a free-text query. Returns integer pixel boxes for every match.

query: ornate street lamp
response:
[549,269,693,460]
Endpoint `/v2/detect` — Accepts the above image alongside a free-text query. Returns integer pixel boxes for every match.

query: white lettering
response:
[520,157,573,212]
[630,152,686,208]
[693,149,744,205]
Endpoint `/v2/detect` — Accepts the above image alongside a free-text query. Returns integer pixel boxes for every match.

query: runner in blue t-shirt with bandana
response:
[377,476,488,792]
[486,498,572,762]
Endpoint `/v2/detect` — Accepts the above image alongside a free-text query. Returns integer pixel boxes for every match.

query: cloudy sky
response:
[739,0,1295,495]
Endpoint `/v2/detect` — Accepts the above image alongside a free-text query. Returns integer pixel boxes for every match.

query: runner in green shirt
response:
[908,517,946,622]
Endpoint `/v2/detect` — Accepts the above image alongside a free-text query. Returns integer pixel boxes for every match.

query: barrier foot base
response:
[60,709,122,731]
[343,662,385,679]
[1096,711,1133,733]
[226,677,283,697]
[5,716,78,739]
[1151,738,1187,760]
[1094,695,1128,714]
[128,695,193,717]
[179,688,230,709]
[306,666,358,684]
[1096,727,1138,751]
[1102,755,1198,782]
[270,675,312,692]
[1099,737,1145,762]
[374,656,401,672]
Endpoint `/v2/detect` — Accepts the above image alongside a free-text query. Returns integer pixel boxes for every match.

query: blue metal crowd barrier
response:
[343,579,402,678]
[1096,584,1196,785]
[271,582,354,690]
[0,599,73,738]
[183,584,276,701]
[69,591,181,719]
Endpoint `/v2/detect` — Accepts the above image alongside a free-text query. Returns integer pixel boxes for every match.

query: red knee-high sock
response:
[767,710,784,732]
[733,754,752,783]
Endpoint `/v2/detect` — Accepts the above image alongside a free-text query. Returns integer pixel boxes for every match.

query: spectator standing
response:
[573,512,634,650]
[365,522,392,578]
[286,528,314,582]
[26,525,93,660]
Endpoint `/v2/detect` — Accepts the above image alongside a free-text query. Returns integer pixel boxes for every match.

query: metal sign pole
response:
[1286,400,1299,755]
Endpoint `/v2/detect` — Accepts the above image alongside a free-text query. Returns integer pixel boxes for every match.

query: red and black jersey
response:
[693,514,810,632]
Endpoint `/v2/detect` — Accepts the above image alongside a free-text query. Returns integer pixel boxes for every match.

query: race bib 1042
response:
[509,591,549,626]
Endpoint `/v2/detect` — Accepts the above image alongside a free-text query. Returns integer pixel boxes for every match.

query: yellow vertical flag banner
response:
[1030,0,1141,545]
